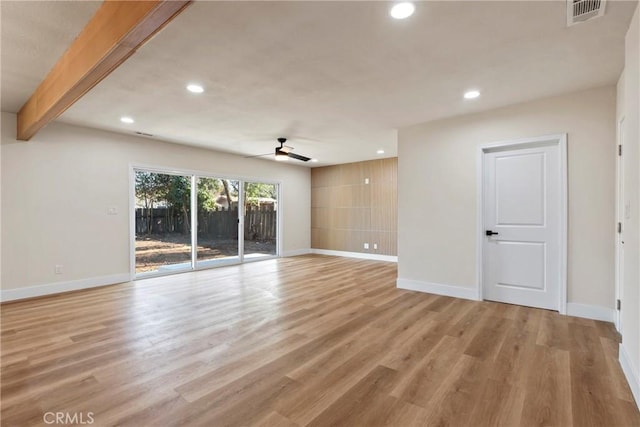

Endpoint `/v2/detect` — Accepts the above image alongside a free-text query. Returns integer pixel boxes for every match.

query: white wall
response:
[617,4,640,407]
[1,113,311,297]
[0,115,2,292]
[398,86,617,313]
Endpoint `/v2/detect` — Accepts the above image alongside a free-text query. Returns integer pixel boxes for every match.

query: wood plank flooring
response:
[1,255,638,426]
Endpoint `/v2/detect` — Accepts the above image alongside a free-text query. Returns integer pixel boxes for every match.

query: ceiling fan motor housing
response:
[275,137,289,157]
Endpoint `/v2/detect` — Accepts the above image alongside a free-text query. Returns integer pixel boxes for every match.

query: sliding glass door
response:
[134,171,192,274]
[196,178,240,267]
[243,182,278,259]
[134,168,278,277]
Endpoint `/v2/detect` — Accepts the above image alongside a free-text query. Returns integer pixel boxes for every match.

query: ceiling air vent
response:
[567,0,606,26]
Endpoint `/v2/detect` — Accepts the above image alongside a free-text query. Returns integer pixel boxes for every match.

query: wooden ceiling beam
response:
[17,0,192,141]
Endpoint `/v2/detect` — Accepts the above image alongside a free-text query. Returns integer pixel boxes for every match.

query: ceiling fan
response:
[246,137,311,162]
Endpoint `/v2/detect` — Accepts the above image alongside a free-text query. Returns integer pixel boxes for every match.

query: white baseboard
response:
[619,343,640,410]
[0,273,131,302]
[397,278,479,301]
[311,249,397,263]
[565,302,615,323]
[282,248,312,257]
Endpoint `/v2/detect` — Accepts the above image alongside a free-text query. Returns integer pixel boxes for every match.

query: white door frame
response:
[615,117,625,332]
[128,163,283,281]
[476,134,568,314]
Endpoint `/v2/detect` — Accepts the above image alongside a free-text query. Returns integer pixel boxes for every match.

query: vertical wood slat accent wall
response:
[311,158,397,256]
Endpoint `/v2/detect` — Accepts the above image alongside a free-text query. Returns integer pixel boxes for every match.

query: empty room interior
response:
[2,0,640,426]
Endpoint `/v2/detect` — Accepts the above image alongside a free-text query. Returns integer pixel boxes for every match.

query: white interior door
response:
[482,142,562,310]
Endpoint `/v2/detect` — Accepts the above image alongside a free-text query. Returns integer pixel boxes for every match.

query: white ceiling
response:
[1,1,101,113]
[2,1,636,166]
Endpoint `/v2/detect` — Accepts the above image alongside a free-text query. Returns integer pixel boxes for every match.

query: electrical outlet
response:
[364,243,369,249]
[374,243,378,250]
[55,265,63,275]
[364,178,369,185]
[107,206,118,215]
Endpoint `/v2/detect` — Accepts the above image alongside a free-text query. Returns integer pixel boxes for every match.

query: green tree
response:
[135,173,277,235]
[165,176,191,235]
[222,179,234,210]
[245,183,276,207]
[197,177,223,213]
[135,171,164,234]
[228,182,276,207]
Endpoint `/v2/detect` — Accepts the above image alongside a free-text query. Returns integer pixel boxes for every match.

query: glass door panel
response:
[134,170,278,278]
[135,171,192,275]
[243,182,278,259]
[196,178,240,267]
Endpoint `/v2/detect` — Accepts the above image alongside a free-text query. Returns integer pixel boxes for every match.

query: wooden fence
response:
[245,207,277,241]
[136,206,276,241]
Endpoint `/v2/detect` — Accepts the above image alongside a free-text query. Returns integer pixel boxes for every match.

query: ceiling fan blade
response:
[287,152,311,162]
[244,152,272,159]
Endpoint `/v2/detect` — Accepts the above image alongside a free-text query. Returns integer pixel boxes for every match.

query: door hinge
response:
[618,222,622,233]
[617,299,621,310]
[619,145,622,156]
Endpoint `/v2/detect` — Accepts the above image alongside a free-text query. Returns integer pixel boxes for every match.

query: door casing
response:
[615,117,625,332]
[476,134,568,314]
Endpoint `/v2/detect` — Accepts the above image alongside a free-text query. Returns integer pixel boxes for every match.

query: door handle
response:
[485,230,499,236]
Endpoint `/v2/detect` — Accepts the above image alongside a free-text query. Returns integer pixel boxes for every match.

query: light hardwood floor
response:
[1,255,639,426]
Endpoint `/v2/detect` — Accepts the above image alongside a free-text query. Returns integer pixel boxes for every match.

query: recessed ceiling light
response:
[120,116,134,124]
[377,149,385,154]
[311,159,319,163]
[464,90,480,99]
[390,2,415,19]
[186,84,204,93]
